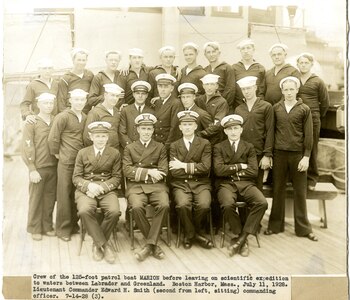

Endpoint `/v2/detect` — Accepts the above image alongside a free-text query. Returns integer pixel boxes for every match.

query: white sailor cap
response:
[37,58,54,69]
[68,89,89,98]
[36,93,56,102]
[178,83,198,94]
[105,50,122,58]
[237,39,255,49]
[177,110,199,123]
[135,113,157,126]
[221,114,244,128]
[203,41,220,51]
[279,76,300,89]
[158,46,176,56]
[236,76,258,88]
[155,73,177,84]
[129,48,144,57]
[182,42,199,51]
[103,83,124,95]
[131,80,151,92]
[296,52,315,62]
[268,43,288,53]
[200,74,220,84]
[71,47,89,58]
[88,121,112,133]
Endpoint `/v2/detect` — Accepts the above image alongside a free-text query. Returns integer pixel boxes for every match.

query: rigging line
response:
[177,7,248,45]
[9,14,50,104]
[274,26,281,43]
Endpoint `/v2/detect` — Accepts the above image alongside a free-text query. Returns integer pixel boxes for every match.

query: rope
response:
[177,7,247,45]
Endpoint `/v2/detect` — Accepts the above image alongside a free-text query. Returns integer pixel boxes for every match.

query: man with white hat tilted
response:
[84,83,124,149]
[21,92,58,241]
[48,88,89,242]
[117,48,153,105]
[87,50,123,111]
[262,43,301,105]
[20,58,59,124]
[123,113,170,262]
[234,76,274,190]
[232,39,266,106]
[148,46,180,99]
[203,41,236,112]
[57,47,94,113]
[73,121,122,264]
[179,42,207,95]
[119,80,155,149]
[213,114,268,258]
[264,76,318,242]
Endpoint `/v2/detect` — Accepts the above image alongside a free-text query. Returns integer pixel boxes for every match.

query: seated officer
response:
[213,114,267,257]
[123,113,169,262]
[73,121,122,263]
[169,111,213,249]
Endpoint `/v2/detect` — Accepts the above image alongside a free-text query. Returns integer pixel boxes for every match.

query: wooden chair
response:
[220,201,261,248]
[78,207,121,255]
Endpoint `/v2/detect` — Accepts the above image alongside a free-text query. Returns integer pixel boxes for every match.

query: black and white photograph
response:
[2,0,347,299]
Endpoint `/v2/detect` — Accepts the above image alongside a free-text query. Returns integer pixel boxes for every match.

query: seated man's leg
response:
[193,189,211,234]
[99,192,120,242]
[147,190,169,246]
[173,188,194,241]
[240,186,268,235]
[128,192,149,239]
[217,185,241,235]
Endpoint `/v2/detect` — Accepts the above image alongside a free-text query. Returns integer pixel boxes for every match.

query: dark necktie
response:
[232,142,236,154]
[188,141,191,151]
[144,143,147,148]
[138,105,142,114]
[96,151,102,161]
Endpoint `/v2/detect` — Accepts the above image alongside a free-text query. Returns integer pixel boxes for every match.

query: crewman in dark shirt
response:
[48,88,88,241]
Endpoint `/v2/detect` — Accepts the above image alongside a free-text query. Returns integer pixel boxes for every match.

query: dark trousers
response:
[27,166,57,234]
[268,150,313,236]
[217,184,267,235]
[256,154,265,191]
[128,191,169,245]
[75,191,120,248]
[173,188,211,239]
[308,115,321,187]
[56,162,79,238]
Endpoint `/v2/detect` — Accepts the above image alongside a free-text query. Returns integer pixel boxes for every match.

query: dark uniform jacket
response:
[205,62,236,110]
[235,98,274,157]
[48,109,86,165]
[169,136,211,194]
[83,104,121,149]
[261,64,300,105]
[20,78,59,119]
[57,69,94,113]
[87,70,121,109]
[213,139,258,192]
[298,74,330,118]
[119,103,155,148]
[72,145,122,198]
[232,61,265,105]
[148,65,179,99]
[196,92,229,144]
[179,65,207,95]
[22,116,58,171]
[123,139,168,196]
[273,98,313,156]
[117,65,152,105]
[152,95,183,147]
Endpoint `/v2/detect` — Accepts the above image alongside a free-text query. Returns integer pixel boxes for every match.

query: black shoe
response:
[44,230,56,237]
[92,244,104,261]
[152,245,165,260]
[134,244,153,262]
[227,240,243,257]
[183,237,193,249]
[59,235,71,242]
[304,233,318,242]
[195,234,213,249]
[104,244,116,263]
[263,229,276,236]
[239,240,249,257]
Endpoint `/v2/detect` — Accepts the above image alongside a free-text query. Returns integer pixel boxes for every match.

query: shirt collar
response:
[229,139,240,147]
[134,103,145,110]
[161,94,171,104]
[140,139,151,147]
[93,146,105,156]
